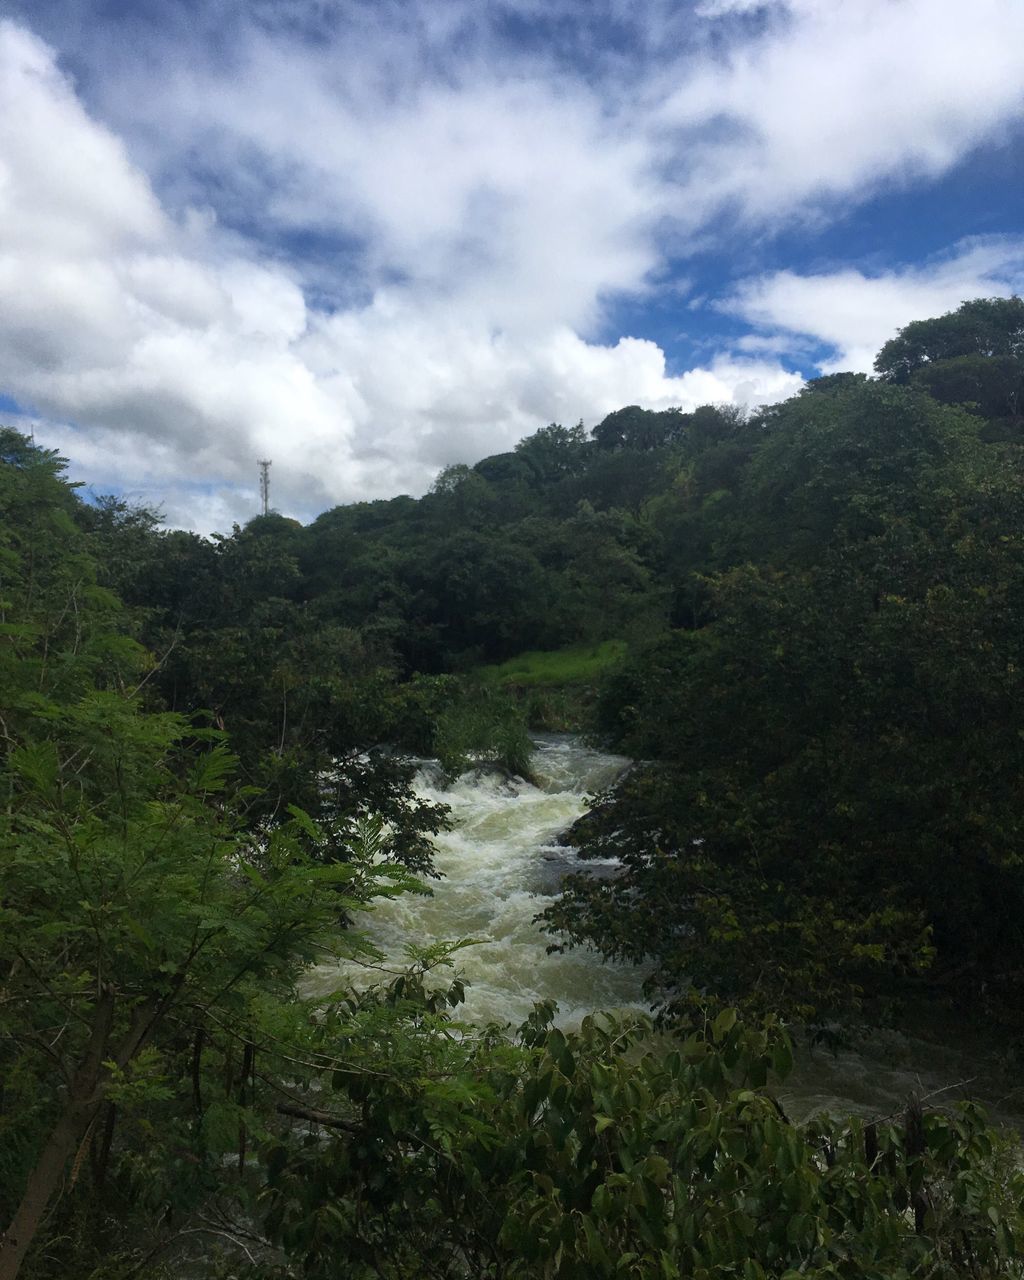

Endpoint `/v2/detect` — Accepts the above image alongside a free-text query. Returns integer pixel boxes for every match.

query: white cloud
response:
[0,22,166,256]
[114,33,664,336]
[2,1,1024,531]
[56,0,1024,302]
[0,22,362,524]
[0,15,802,533]
[724,238,1024,372]
[658,0,1024,228]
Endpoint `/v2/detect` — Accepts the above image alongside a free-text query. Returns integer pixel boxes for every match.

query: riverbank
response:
[470,641,626,732]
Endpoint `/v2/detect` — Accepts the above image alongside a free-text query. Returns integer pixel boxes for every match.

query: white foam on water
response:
[311,735,648,1028]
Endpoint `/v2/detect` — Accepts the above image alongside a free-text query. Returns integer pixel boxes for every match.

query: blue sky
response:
[1,0,1023,530]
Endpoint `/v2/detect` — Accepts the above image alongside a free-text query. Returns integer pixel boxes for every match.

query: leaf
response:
[188,744,235,793]
[10,741,59,791]
[239,861,267,889]
[712,1007,737,1042]
[123,916,155,951]
[591,1184,612,1219]
[772,1037,794,1080]
[287,804,323,841]
[546,1028,567,1060]
[580,1214,610,1265]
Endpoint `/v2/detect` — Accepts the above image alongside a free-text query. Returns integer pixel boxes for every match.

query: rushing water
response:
[314,735,648,1027]
[314,734,1024,1126]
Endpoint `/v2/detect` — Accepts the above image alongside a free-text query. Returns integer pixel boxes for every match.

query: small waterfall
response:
[312,735,649,1028]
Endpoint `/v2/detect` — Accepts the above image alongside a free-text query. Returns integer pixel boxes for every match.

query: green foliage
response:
[7,295,1024,1277]
[315,750,450,876]
[0,677,421,1272]
[514,420,590,470]
[591,404,686,451]
[257,1000,1024,1279]
[911,353,1022,422]
[470,641,629,731]
[433,683,535,780]
[474,640,627,688]
[874,296,1024,383]
[0,436,424,1278]
[558,378,1024,1025]
[873,297,1024,441]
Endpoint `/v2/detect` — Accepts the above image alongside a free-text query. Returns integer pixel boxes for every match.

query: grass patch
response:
[473,640,627,689]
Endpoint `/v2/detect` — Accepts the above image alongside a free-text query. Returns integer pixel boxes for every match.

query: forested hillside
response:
[4,297,1024,1276]
[83,295,1024,1027]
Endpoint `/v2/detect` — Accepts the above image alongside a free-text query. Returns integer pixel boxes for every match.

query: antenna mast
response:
[258,459,272,516]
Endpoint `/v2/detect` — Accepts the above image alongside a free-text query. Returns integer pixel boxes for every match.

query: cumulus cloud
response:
[102,28,664,335]
[1,1,1024,530]
[0,16,799,532]
[658,0,1024,228]
[0,21,360,522]
[83,0,1024,270]
[724,238,1024,372]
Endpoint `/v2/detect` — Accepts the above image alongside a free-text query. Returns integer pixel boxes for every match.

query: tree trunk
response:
[1,972,178,1279]
[0,988,115,1280]
[0,1097,105,1280]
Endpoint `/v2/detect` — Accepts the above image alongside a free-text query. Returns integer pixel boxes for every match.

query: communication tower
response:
[258,459,271,516]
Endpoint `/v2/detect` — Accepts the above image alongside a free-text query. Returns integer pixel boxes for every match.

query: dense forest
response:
[4,297,1024,1276]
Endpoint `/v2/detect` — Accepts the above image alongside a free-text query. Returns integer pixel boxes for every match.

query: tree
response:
[874,296,1024,383]
[426,464,497,528]
[911,354,1022,427]
[591,406,684,452]
[514,420,591,481]
[553,382,1024,1024]
[0,721,405,1278]
[0,434,422,1277]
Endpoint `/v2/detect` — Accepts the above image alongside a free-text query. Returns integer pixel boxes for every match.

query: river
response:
[314,734,1024,1127]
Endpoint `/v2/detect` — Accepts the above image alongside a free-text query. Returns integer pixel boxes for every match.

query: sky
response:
[1,0,1023,532]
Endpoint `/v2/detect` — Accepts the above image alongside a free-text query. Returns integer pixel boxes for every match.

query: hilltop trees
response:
[874,296,1024,382]
[549,374,1024,1026]
[875,296,1024,433]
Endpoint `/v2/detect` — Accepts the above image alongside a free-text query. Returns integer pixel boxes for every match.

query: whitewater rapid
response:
[310,735,1023,1124]
[313,735,648,1027]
